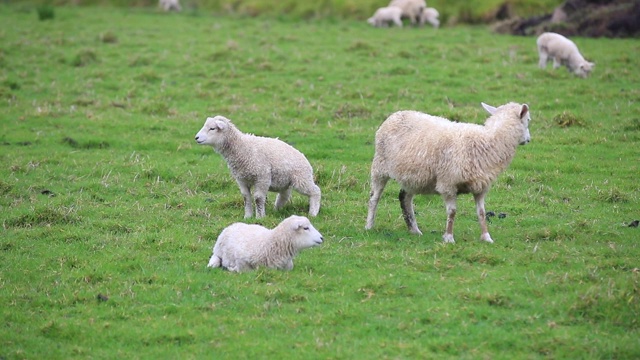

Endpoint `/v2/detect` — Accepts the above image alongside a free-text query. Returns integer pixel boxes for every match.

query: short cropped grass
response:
[1,4,639,359]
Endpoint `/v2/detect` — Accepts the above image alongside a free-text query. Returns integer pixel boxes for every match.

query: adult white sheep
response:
[389,0,426,26]
[537,32,595,78]
[195,115,321,219]
[365,102,531,243]
[207,215,323,272]
[420,7,440,28]
[159,0,181,11]
[367,6,403,28]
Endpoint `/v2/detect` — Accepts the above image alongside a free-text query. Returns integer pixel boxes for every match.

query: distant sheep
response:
[365,102,532,243]
[389,0,426,26]
[159,0,181,11]
[367,6,403,28]
[195,115,321,219]
[420,7,440,28]
[207,215,324,272]
[537,32,594,78]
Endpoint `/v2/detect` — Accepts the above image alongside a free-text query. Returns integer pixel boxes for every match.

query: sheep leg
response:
[307,185,321,217]
[281,259,294,271]
[474,193,494,243]
[552,57,561,69]
[254,194,266,218]
[365,175,389,230]
[253,184,269,218]
[238,182,254,218]
[295,184,321,217]
[443,195,456,243]
[400,189,422,235]
[275,188,292,211]
[538,49,548,69]
[207,255,221,268]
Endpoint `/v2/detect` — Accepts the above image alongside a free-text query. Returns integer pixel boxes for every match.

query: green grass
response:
[1,4,639,359]
[18,0,564,23]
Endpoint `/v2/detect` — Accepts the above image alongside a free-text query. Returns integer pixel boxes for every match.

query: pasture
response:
[1,4,639,359]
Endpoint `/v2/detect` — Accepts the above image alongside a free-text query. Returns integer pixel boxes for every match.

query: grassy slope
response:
[1,4,639,359]
[35,0,564,22]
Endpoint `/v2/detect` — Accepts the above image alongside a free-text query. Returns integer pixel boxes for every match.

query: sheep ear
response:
[520,104,529,119]
[214,118,227,130]
[481,102,497,115]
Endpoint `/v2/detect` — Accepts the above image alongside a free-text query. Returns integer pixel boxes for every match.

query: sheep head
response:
[194,115,231,148]
[576,61,595,78]
[482,102,531,145]
[286,215,323,249]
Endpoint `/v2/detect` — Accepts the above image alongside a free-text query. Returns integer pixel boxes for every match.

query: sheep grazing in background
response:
[159,0,181,11]
[537,32,595,78]
[388,0,426,26]
[194,115,321,219]
[367,6,404,28]
[420,7,440,28]
[365,102,532,244]
[207,215,324,272]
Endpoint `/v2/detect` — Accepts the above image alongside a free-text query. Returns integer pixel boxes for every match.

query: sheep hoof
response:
[442,234,455,243]
[480,233,494,243]
[410,228,423,236]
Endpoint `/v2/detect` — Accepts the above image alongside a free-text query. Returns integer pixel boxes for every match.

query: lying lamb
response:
[207,215,324,272]
[537,32,595,78]
[420,7,440,28]
[389,0,426,26]
[367,6,403,28]
[195,115,321,218]
[365,102,531,243]
[159,0,181,11]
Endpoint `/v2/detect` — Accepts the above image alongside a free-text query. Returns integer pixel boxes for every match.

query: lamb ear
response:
[213,117,227,130]
[520,104,529,119]
[481,102,497,115]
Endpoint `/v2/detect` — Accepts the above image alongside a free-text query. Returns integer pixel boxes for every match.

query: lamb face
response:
[289,216,324,249]
[194,116,228,148]
[575,61,595,78]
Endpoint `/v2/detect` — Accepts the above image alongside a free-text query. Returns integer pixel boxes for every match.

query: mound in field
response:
[491,0,640,38]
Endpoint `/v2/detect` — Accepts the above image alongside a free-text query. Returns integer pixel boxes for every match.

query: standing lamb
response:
[537,32,595,78]
[207,215,324,272]
[389,0,427,26]
[194,115,321,219]
[159,0,181,11]
[365,102,532,243]
[420,7,440,28]
[367,6,404,28]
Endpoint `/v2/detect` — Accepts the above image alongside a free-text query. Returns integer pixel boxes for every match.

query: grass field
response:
[1,4,639,359]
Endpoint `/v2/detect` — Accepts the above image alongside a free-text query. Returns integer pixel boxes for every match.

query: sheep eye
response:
[303,226,309,230]
[209,127,216,131]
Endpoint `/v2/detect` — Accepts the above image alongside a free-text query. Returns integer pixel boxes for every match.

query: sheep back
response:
[208,215,323,272]
[389,0,426,24]
[373,105,527,196]
[197,116,315,192]
[231,133,315,192]
[537,32,594,77]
